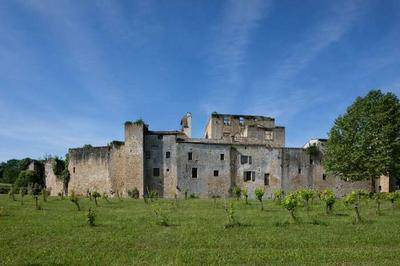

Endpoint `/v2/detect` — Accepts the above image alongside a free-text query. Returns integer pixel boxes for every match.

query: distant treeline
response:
[0,158,33,184]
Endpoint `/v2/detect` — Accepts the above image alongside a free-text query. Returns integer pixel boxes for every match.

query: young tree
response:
[233,186,242,200]
[320,189,336,215]
[297,188,316,211]
[254,187,265,211]
[282,193,299,221]
[242,188,249,205]
[324,90,400,192]
[344,190,367,223]
[69,190,81,211]
[92,191,101,206]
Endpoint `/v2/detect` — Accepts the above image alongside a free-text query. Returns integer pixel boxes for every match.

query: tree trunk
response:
[354,204,361,223]
[260,200,264,211]
[375,199,381,215]
[289,209,296,221]
[35,197,39,210]
[370,177,376,193]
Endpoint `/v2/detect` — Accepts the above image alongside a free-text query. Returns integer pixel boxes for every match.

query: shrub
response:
[344,190,363,223]
[272,189,285,203]
[386,192,400,210]
[224,201,240,228]
[148,190,158,201]
[69,190,81,211]
[92,191,101,206]
[320,189,336,215]
[14,170,43,190]
[254,187,265,211]
[282,193,299,221]
[297,188,316,211]
[372,192,385,215]
[0,183,12,194]
[128,187,140,199]
[151,205,169,226]
[87,208,96,226]
[232,186,242,200]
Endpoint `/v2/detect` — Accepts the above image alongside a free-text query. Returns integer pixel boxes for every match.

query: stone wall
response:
[44,160,64,196]
[68,147,112,196]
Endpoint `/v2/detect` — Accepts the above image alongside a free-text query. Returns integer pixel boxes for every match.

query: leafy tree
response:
[69,190,81,211]
[92,191,101,206]
[386,191,400,210]
[254,187,265,211]
[1,158,32,184]
[282,193,299,221]
[272,189,285,202]
[324,90,400,192]
[20,187,27,205]
[224,201,240,228]
[372,192,385,215]
[14,170,43,189]
[344,190,368,223]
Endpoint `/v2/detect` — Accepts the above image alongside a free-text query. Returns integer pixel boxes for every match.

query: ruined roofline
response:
[69,146,110,153]
[148,130,187,136]
[211,112,275,121]
[177,138,284,147]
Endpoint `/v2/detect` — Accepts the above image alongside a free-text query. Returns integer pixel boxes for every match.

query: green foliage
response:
[254,187,265,210]
[0,158,32,184]
[128,187,140,199]
[320,189,336,215]
[305,144,319,156]
[324,90,400,189]
[297,188,316,211]
[20,187,27,205]
[83,144,93,149]
[151,205,169,226]
[69,190,81,211]
[224,201,240,228]
[282,193,299,221]
[52,157,65,177]
[372,192,386,215]
[386,191,400,209]
[133,118,145,125]
[87,208,96,226]
[42,188,50,202]
[14,170,43,189]
[272,189,285,202]
[343,190,364,223]
[102,192,110,203]
[232,186,242,200]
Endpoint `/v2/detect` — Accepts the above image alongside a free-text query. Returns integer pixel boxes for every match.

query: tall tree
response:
[324,90,400,191]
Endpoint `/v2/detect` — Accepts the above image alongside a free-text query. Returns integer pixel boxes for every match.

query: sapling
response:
[242,188,249,205]
[92,191,100,206]
[42,188,49,202]
[272,189,284,203]
[254,187,265,211]
[320,189,336,215]
[20,187,27,205]
[69,190,81,211]
[282,193,299,221]
[224,201,240,228]
[32,184,42,210]
[344,190,362,223]
[233,186,242,200]
[297,188,316,211]
[372,192,385,215]
[151,205,169,226]
[8,187,16,201]
[87,208,96,226]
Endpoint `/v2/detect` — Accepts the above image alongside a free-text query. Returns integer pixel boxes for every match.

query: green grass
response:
[1,195,400,265]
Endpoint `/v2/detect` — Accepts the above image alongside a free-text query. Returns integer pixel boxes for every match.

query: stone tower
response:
[180,112,192,138]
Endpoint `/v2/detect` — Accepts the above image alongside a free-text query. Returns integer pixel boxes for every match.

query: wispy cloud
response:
[244,0,365,119]
[202,0,271,114]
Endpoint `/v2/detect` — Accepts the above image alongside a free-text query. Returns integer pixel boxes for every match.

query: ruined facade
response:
[45,112,392,198]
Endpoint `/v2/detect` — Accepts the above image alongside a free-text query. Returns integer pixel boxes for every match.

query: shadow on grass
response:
[335,213,350,217]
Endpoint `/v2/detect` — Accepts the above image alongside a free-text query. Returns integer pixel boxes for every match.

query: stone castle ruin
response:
[44,112,393,198]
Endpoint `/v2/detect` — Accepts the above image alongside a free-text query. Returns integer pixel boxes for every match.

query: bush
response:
[224,201,240,228]
[372,192,386,215]
[14,170,43,189]
[232,186,242,200]
[297,188,316,211]
[320,189,336,215]
[272,189,285,202]
[386,192,400,209]
[128,187,140,199]
[344,191,363,223]
[254,187,265,211]
[282,193,299,221]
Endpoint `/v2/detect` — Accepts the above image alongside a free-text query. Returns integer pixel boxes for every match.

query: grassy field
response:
[0,194,400,265]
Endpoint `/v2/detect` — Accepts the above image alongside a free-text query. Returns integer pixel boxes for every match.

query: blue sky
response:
[0,0,399,162]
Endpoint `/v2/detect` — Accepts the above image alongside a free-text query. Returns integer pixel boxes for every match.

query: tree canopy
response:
[324,90,400,189]
[0,158,32,184]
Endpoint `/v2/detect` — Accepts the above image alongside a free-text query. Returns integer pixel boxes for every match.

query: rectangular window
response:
[241,155,248,164]
[244,171,252,182]
[214,170,219,176]
[166,151,171,158]
[188,152,192,160]
[220,154,224,160]
[298,167,302,174]
[145,151,151,159]
[322,173,326,180]
[252,171,255,182]
[73,167,75,173]
[264,173,270,186]
[249,156,252,165]
[192,168,197,178]
[153,168,160,177]
[158,135,163,140]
